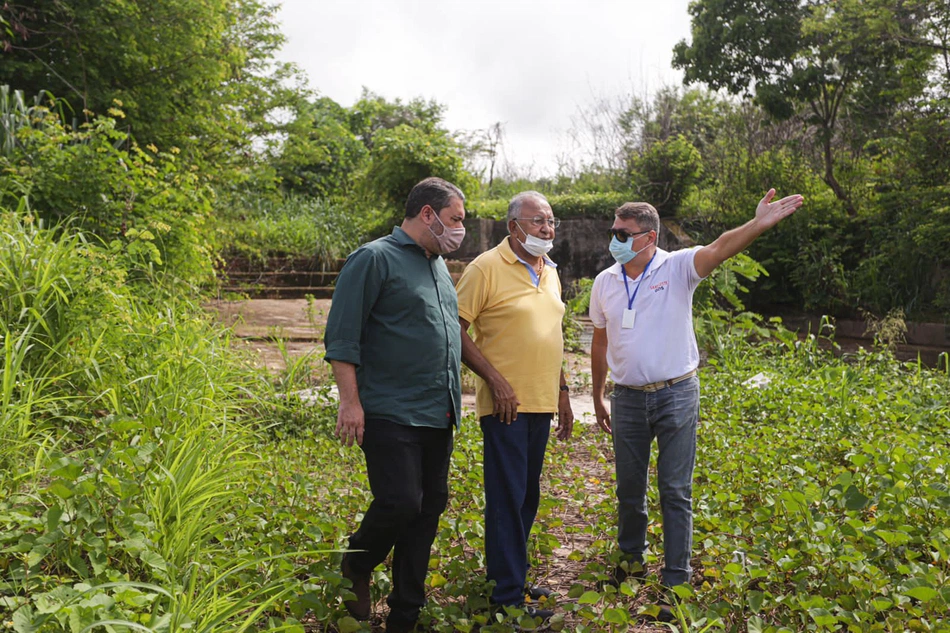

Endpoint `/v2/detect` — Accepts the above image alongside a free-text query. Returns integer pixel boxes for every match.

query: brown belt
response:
[618,369,697,393]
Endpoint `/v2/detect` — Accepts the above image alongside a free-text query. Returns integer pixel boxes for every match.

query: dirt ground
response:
[206,298,691,631]
[206,298,601,422]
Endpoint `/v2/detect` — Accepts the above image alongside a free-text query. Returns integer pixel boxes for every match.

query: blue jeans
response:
[610,376,699,587]
[481,412,552,605]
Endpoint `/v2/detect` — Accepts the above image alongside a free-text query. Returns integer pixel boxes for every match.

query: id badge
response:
[622,308,637,329]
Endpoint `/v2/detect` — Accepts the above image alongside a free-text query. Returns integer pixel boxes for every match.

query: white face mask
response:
[515,221,554,257]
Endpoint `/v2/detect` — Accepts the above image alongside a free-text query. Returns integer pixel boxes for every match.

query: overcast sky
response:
[275,0,694,177]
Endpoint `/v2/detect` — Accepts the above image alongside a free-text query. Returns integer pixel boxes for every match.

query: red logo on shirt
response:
[650,281,669,292]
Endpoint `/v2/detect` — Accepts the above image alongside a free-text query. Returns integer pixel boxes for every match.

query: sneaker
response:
[524,584,555,601]
[341,554,371,620]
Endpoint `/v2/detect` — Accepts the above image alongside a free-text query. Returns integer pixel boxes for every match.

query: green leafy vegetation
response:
[2,0,949,630]
[221,194,365,266]
[2,204,948,631]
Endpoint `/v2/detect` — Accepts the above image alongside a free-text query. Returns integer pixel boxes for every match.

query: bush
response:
[220,193,366,264]
[0,211,309,631]
[467,191,632,220]
[0,105,215,287]
[630,134,704,217]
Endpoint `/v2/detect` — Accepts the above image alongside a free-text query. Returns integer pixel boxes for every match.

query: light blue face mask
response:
[609,235,650,264]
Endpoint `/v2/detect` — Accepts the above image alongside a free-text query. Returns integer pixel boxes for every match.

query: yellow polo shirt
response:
[456,237,565,418]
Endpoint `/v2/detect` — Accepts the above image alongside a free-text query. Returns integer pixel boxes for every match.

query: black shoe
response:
[525,584,555,601]
[341,554,371,621]
[523,604,555,621]
[600,557,647,589]
[490,603,555,623]
[638,603,674,623]
[385,618,418,633]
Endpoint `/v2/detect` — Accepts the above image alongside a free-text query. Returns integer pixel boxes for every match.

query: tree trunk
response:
[821,130,856,217]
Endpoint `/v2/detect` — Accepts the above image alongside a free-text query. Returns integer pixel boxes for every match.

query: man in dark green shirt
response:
[324,177,466,633]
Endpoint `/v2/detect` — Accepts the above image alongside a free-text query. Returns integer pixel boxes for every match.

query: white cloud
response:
[275,0,693,176]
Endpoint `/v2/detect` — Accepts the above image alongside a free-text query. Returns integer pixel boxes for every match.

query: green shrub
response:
[0,106,215,287]
[0,212,310,631]
[220,193,366,264]
[468,191,632,220]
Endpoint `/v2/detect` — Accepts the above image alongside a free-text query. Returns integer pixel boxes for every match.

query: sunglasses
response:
[608,228,651,243]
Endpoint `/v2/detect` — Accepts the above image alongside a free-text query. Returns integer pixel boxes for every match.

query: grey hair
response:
[507,191,550,222]
[615,202,660,235]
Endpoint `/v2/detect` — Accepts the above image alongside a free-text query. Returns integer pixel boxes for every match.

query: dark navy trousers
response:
[481,412,552,606]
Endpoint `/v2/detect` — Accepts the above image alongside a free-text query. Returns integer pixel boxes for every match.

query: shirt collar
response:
[499,236,557,267]
[392,226,437,256]
[605,247,670,278]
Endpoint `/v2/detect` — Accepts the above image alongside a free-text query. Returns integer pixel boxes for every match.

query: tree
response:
[360,124,475,223]
[0,0,295,166]
[274,96,367,198]
[672,0,933,214]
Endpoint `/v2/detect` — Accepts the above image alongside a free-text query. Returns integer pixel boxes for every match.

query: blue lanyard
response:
[621,252,656,310]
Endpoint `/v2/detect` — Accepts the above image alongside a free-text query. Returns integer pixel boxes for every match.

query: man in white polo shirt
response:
[590,190,803,616]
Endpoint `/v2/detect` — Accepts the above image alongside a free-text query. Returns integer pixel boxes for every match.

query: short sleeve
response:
[589,274,607,329]
[455,263,489,324]
[681,246,705,292]
[324,247,384,366]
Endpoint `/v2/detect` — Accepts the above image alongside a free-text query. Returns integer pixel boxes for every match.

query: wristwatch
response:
[559,384,570,393]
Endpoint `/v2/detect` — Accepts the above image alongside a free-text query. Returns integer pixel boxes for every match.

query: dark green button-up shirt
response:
[324,227,462,428]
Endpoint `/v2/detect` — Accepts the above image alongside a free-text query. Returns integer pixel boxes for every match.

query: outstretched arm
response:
[693,189,804,279]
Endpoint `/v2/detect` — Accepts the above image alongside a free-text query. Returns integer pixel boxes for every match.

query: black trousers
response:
[347,418,453,625]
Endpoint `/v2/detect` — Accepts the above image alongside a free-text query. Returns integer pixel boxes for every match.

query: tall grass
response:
[0,211,311,631]
[221,193,366,266]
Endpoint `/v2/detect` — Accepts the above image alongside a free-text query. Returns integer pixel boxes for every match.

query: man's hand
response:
[594,396,611,434]
[335,399,365,447]
[754,188,804,230]
[556,391,574,440]
[489,375,520,424]
[694,188,805,278]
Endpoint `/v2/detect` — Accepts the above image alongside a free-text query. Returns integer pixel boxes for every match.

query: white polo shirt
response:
[589,247,705,386]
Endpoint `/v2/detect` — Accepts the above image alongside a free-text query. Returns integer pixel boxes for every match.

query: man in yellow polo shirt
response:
[456,191,574,620]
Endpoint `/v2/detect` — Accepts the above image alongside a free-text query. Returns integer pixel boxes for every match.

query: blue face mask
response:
[609,235,650,264]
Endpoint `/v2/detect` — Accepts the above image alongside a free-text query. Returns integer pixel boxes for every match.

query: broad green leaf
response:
[808,608,836,626]
[875,530,910,546]
[843,485,869,511]
[139,551,167,572]
[46,481,74,500]
[904,586,937,602]
[46,506,64,532]
[12,606,38,633]
[577,590,601,605]
[336,616,362,633]
[748,590,764,613]
[603,608,628,624]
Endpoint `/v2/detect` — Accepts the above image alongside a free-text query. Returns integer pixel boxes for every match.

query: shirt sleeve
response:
[589,273,607,329]
[682,246,705,292]
[455,262,489,324]
[324,247,383,366]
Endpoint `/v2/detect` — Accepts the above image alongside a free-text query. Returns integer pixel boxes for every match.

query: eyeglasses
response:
[518,216,561,229]
[608,228,651,243]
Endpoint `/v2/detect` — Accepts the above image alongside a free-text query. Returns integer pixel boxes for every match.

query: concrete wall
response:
[452,218,695,287]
